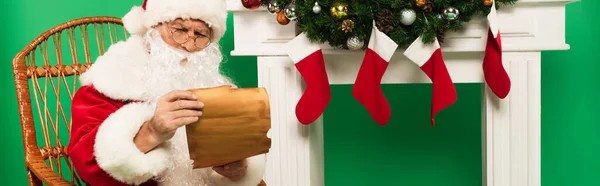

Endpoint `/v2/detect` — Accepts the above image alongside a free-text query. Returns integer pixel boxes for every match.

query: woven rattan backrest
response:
[12,16,126,185]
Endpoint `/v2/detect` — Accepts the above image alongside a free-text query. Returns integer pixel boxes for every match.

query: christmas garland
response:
[241,0,517,50]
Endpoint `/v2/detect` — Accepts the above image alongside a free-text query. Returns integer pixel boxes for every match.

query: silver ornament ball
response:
[284,4,298,21]
[267,1,280,15]
[400,9,417,26]
[312,2,322,14]
[347,36,364,51]
[443,7,460,21]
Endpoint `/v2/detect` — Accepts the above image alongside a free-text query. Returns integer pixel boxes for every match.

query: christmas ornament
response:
[241,0,262,10]
[423,0,434,12]
[416,0,427,7]
[313,1,322,14]
[330,2,349,20]
[352,22,399,125]
[346,36,364,51]
[404,36,457,126]
[483,0,493,6]
[341,19,355,33]
[277,11,290,25]
[285,33,331,124]
[376,9,394,33]
[443,7,460,21]
[284,3,298,21]
[400,9,417,25]
[267,0,281,15]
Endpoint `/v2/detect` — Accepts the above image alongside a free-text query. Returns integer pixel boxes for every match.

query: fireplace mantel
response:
[226,1,574,186]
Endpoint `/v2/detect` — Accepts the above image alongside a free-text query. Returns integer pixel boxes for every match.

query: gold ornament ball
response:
[416,0,427,7]
[330,2,349,20]
[483,0,493,6]
[277,11,290,25]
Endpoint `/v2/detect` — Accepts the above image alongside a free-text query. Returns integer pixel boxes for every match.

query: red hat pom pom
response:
[122,0,148,35]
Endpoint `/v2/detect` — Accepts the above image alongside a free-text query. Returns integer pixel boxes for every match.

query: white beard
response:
[141,29,232,186]
[141,29,233,102]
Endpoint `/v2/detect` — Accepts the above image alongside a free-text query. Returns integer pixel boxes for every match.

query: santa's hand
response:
[134,90,204,153]
[212,159,248,181]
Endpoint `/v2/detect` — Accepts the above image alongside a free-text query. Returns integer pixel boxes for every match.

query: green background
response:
[0,0,597,185]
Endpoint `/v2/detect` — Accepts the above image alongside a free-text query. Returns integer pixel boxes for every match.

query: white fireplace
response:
[226,0,574,185]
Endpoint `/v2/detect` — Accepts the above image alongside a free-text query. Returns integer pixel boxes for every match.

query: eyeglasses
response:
[169,24,212,48]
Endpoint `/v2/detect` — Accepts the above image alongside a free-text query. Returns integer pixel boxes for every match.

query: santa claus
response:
[67,0,266,185]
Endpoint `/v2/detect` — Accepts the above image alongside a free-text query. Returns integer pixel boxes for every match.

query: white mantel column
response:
[257,56,325,186]
[484,52,542,186]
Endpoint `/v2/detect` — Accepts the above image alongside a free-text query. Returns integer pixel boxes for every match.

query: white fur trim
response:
[368,20,398,62]
[143,0,228,43]
[94,102,172,185]
[404,36,441,67]
[487,0,499,38]
[80,35,151,101]
[209,154,267,186]
[286,33,321,64]
[122,6,148,35]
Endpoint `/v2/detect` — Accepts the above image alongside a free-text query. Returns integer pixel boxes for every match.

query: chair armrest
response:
[26,154,76,186]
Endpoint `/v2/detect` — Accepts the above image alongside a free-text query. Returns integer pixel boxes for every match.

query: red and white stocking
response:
[404,37,457,126]
[286,33,331,125]
[483,1,511,98]
[352,21,399,125]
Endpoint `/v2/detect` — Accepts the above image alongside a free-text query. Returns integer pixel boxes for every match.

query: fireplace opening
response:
[323,83,484,186]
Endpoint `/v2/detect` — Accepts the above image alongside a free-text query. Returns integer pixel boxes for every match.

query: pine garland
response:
[258,0,517,49]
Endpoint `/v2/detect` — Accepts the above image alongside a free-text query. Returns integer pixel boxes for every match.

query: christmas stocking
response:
[404,36,457,126]
[352,21,399,126]
[483,1,511,99]
[286,33,331,125]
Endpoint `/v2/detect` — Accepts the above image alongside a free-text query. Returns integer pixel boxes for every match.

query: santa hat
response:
[122,0,228,43]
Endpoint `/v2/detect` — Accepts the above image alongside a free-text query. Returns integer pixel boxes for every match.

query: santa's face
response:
[141,26,232,99]
[155,18,212,53]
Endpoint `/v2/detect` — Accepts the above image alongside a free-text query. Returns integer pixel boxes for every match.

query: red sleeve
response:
[68,86,165,186]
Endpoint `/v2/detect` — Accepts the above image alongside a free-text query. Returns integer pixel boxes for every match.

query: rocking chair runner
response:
[12,16,267,186]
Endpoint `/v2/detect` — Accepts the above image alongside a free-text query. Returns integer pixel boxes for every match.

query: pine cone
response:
[437,26,447,43]
[341,19,355,33]
[423,0,434,12]
[376,9,394,33]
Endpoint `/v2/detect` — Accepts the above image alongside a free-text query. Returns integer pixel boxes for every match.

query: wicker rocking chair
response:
[12,16,127,186]
[12,16,267,186]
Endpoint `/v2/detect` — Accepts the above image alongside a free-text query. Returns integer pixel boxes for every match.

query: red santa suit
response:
[67,0,266,185]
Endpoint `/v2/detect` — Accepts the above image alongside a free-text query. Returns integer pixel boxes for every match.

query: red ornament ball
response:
[241,0,262,10]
